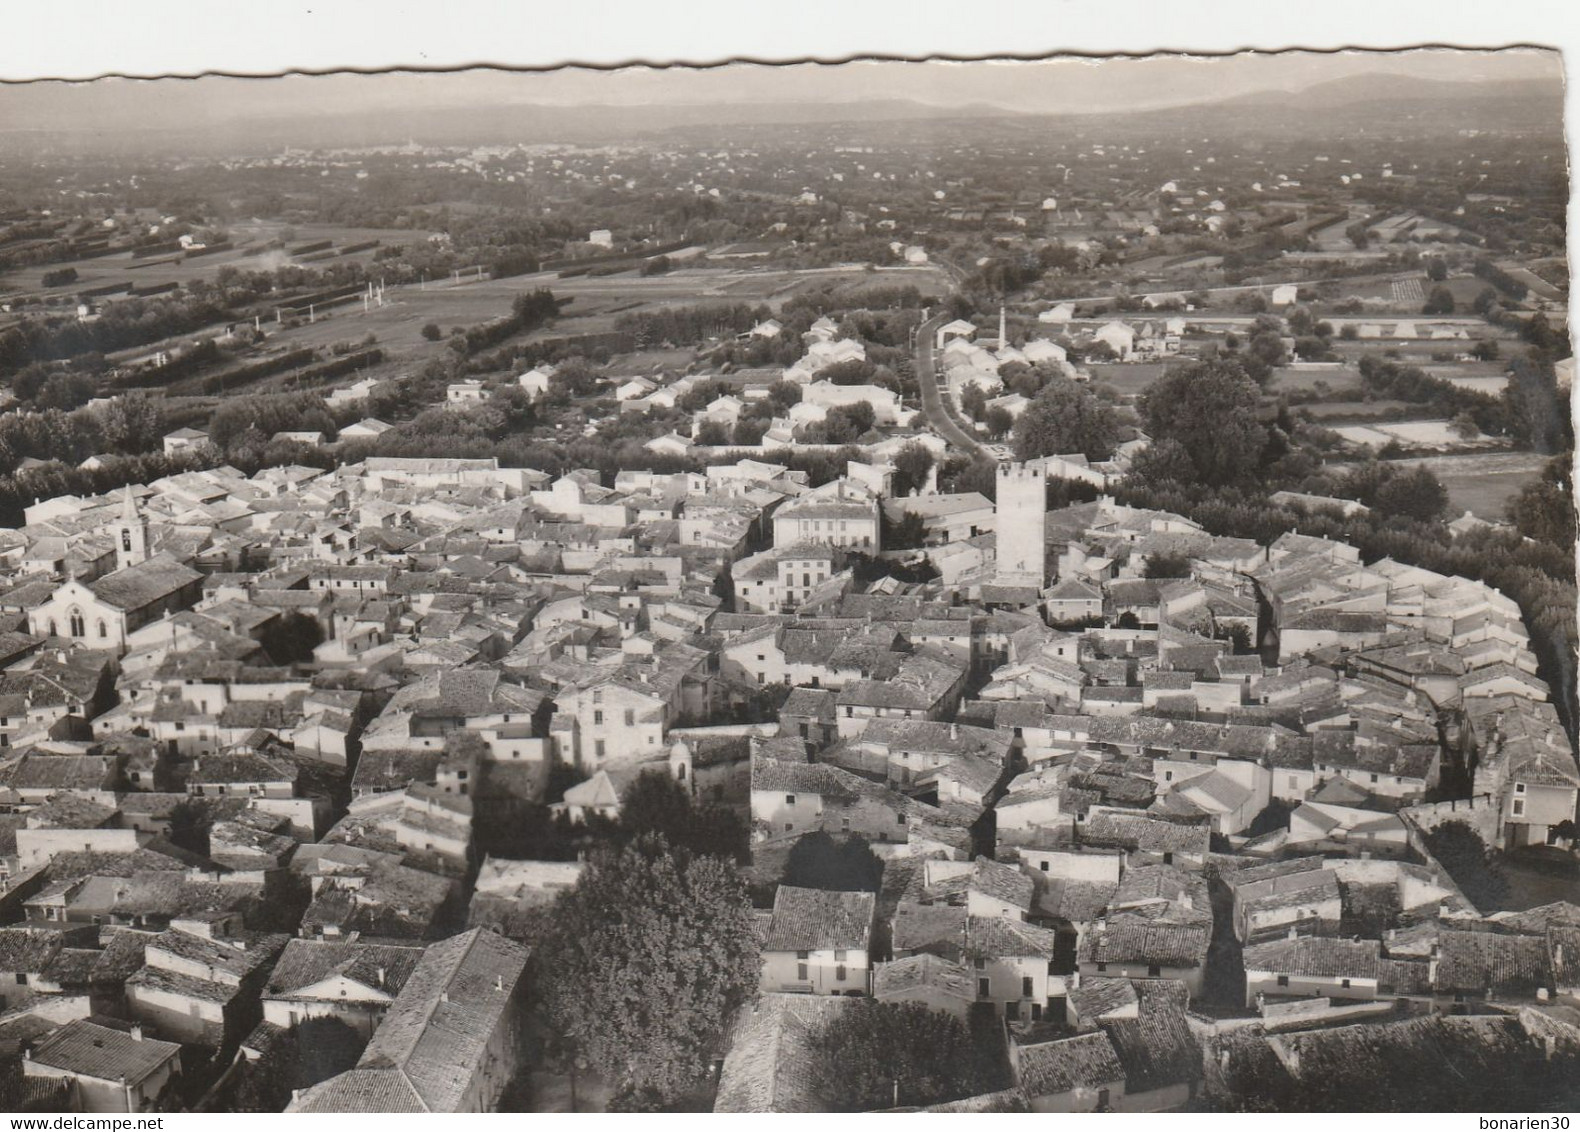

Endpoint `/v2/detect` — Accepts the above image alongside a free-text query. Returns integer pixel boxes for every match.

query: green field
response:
[1269,367,1363,396]
[1385,452,1545,521]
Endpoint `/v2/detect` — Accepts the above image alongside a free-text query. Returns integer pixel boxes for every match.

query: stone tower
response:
[995,461,1046,585]
[115,485,149,571]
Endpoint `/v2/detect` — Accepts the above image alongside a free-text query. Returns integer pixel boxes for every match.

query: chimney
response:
[495,974,504,991]
[1218,1047,1232,1071]
[376,966,387,988]
[1288,925,1298,940]
[130,1024,143,1042]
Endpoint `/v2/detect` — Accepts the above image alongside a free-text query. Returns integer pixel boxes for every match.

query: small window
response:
[978,978,990,998]
[1022,976,1033,998]
[1163,852,1174,865]
[835,965,847,982]
[1040,861,1050,873]
[15,973,26,986]
[786,794,796,805]
[796,950,810,960]
[796,963,808,981]
[1370,773,1379,783]
[1095,962,1107,973]
[624,709,635,726]
[1277,974,1290,987]
[974,957,986,970]
[1515,783,1526,794]
[1341,979,1352,989]
[1512,799,1525,816]
[1147,965,1161,978]
[835,950,848,962]
[593,710,603,725]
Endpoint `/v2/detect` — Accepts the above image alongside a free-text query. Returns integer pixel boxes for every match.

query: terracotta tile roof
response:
[289,1068,429,1112]
[1079,919,1210,968]
[356,928,529,1112]
[1436,930,1553,997]
[1016,1031,1125,1097]
[29,1019,180,1085]
[714,993,856,1113]
[763,886,875,952]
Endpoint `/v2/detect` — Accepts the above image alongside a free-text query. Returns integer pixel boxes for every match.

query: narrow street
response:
[913,309,990,458]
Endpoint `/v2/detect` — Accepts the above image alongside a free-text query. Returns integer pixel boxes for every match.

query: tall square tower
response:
[995,461,1047,585]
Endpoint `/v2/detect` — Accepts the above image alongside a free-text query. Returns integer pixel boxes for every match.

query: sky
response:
[0,48,1562,135]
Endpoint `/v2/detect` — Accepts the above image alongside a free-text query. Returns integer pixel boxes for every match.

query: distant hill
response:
[0,70,1560,155]
[1201,72,1561,112]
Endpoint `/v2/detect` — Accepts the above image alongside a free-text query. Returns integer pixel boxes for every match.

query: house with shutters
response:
[287,928,530,1113]
[261,938,424,1037]
[759,885,876,996]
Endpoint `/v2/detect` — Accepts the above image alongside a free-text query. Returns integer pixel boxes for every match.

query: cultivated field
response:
[1325,450,1546,521]
[1269,366,1363,396]
[0,221,436,300]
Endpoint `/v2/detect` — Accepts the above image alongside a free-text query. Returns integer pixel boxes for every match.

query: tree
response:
[1137,360,1268,486]
[1246,330,1286,377]
[167,798,215,856]
[1011,377,1120,462]
[1508,457,1576,546]
[1471,339,1501,362]
[421,322,442,341]
[890,441,936,498]
[97,392,165,454]
[1374,467,1449,523]
[1422,820,1508,913]
[1422,286,1456,316]
[535,838,760,1104]
[781,831,884,892]
[1425,258,1449,282]
[960,383,989,422]
[984,405,1015,439]
[618,770,748,863]
[36,372,97,412]
[883,509,927,550]
[810,1001,984,1111]
[259,611,325,666]
[1143,551,1192,579]
[229,1017,366,1111]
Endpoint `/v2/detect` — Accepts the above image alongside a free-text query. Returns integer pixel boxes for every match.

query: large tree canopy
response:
[810,1001,987,1111]
[780,831,884,892]
[1137,360,1269,486]
[1010,376,1121,462]
[535,837,760,1104]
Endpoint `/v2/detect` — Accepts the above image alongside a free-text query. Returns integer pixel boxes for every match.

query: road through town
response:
[913,310,989,459]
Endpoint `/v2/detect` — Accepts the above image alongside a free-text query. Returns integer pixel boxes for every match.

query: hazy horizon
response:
[0,47,1562,137]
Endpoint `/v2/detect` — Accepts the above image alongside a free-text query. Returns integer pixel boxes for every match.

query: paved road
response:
[913,310,989,459]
